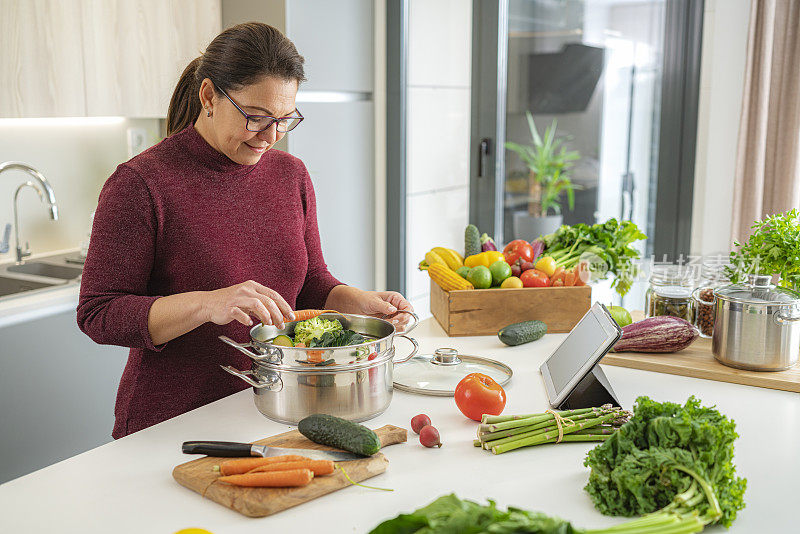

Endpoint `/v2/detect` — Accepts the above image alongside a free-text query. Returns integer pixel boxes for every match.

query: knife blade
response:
[181,440,364,461]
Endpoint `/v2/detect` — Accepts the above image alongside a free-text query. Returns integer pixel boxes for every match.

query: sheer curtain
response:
[731,0,800,243]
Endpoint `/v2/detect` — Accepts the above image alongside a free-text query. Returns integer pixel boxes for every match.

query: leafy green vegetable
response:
[307,329,366,348]
[369,494,580,534]
[369,493,705,534]
[727,209,800,291]
[542,219,647,296]
[292,317,342,345]
[584,396,746,528]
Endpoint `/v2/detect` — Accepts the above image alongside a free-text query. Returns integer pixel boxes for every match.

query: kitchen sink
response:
[6,262,83,280]
[0,275,61,297]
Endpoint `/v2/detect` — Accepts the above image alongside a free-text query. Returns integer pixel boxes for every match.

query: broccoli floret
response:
[293,317,343,345]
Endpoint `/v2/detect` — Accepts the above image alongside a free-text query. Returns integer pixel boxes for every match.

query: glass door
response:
[504,0,665,243]
[470,0,703,306]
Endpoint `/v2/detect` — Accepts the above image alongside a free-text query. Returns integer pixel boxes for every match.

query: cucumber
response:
[498,320,547,346]
[271,335,294,347]
[464,224,482,257]
[298,414,381,456]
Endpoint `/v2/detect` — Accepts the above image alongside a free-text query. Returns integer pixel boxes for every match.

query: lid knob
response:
[748,274,773,289]
[432,347,461,366]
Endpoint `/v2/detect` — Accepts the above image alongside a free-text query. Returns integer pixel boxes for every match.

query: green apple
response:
[608,306,633,327]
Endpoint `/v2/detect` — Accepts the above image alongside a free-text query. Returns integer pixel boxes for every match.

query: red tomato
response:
[503,240,534,266]
[503,239,529,255]
[454,373,506,421]
[520,269,549,287]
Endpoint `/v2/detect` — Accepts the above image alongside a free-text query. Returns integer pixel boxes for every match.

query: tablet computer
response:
[540,302,622,407]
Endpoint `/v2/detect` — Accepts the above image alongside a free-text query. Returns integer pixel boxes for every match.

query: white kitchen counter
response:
[0,318,796,533]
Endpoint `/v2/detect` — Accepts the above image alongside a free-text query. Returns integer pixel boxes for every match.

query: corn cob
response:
[428,263,473,291]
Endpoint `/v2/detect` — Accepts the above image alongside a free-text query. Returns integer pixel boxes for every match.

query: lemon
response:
[500,276,523,289]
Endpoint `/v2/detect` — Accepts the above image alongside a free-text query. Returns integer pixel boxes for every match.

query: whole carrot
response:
[247,459,335,476]
[215,455,310,476]
[219,469,314,487]
[286,309,347,322]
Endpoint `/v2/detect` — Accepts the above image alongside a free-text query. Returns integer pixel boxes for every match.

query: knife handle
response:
[182,441,255,457]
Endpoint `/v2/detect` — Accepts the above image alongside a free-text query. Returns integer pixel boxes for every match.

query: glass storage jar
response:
[645,265,695,322]
[691,258,731,338]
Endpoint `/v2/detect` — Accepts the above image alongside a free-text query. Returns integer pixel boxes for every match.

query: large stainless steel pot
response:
[712,275,800,371]
[218,312,419,424]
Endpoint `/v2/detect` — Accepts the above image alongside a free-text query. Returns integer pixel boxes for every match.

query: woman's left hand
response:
[358,290,416,331]
[327,286,415,332]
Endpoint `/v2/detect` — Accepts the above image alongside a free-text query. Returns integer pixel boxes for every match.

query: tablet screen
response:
[546,311,608,395]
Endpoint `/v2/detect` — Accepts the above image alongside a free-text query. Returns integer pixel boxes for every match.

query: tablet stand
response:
[555,365,621,410]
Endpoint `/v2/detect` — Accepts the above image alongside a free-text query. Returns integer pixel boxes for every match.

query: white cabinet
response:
[0,0,221,118]
[82,0,221,117]
[0,309,127,483]
[0,0,87,117]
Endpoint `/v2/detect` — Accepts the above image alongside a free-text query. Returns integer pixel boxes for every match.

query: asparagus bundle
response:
[474,404,631,455]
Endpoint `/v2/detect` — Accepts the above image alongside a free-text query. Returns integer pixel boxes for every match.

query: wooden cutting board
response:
[173,424,407,517]
[601,337,800,393]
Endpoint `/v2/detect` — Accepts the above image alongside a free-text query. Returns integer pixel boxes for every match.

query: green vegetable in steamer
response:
[292,317,343,345]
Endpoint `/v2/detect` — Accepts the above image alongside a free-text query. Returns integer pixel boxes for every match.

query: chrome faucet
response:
[0,162,59,263]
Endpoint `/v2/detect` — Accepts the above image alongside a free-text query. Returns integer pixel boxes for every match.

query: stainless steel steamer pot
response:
[218,312,419,424]
[712,276,800,371]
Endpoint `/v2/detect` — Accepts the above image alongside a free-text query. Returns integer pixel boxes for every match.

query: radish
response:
[419,425,442,448]
[410,414,432,434]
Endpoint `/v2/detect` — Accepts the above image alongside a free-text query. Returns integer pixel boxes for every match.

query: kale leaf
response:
[583,396,746,527]
[307,329,366,348]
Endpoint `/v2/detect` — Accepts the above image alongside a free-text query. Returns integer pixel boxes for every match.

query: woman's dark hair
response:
[166,22,306,136]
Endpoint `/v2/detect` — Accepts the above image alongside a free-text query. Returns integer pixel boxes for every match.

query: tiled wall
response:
[406,0,472,316]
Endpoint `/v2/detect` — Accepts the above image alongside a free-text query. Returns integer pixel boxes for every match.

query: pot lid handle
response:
[432,347,462,366]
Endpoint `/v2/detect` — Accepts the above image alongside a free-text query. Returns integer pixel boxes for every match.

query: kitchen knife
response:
[181,441,364,461]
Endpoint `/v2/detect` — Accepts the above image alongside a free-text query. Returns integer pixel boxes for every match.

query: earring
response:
[207,109,212,117]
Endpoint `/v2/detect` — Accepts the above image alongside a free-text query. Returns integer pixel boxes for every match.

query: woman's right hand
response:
[202,280,295,329]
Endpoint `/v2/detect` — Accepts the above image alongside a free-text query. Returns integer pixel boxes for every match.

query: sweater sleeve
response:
[76,165,165,351]
[295,164,344,310]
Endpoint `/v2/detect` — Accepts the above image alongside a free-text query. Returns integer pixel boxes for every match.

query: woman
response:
[77,23,413,439]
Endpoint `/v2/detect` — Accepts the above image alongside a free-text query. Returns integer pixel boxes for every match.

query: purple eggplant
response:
[530,238,545,262]
[611,316,699,353]
[480,233,498,252]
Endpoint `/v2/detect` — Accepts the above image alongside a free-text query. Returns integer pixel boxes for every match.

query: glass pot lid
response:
[714,275,800,306]
[392,347,512,396]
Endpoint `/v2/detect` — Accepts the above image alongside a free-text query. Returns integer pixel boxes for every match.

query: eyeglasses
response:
[214,83,303,133]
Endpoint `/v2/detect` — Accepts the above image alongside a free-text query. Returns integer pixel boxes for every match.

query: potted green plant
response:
[505,112,580,240]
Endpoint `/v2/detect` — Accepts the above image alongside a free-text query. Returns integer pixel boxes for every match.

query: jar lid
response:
[392,347,513,396]
[714,275,800,305]
[650,265,695,286]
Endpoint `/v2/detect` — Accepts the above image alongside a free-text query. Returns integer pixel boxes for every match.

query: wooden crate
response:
[430,280,591,336]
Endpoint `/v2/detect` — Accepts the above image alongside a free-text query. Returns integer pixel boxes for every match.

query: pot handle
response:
[393,334,420,364]
[220,365,283,391]
[774,310,800,326]
[380,310,420,334]
[219,335,280,362]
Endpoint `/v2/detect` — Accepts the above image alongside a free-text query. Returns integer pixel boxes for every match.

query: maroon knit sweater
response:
[77,125,342,438]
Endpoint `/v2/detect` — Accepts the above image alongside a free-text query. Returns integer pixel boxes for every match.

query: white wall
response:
[690,0,751,257]
[406,0,473,316]
[0,118,161,258]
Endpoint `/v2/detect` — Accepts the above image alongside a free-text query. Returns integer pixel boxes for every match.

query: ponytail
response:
[166,56,202,136]
[165,23,306,137]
